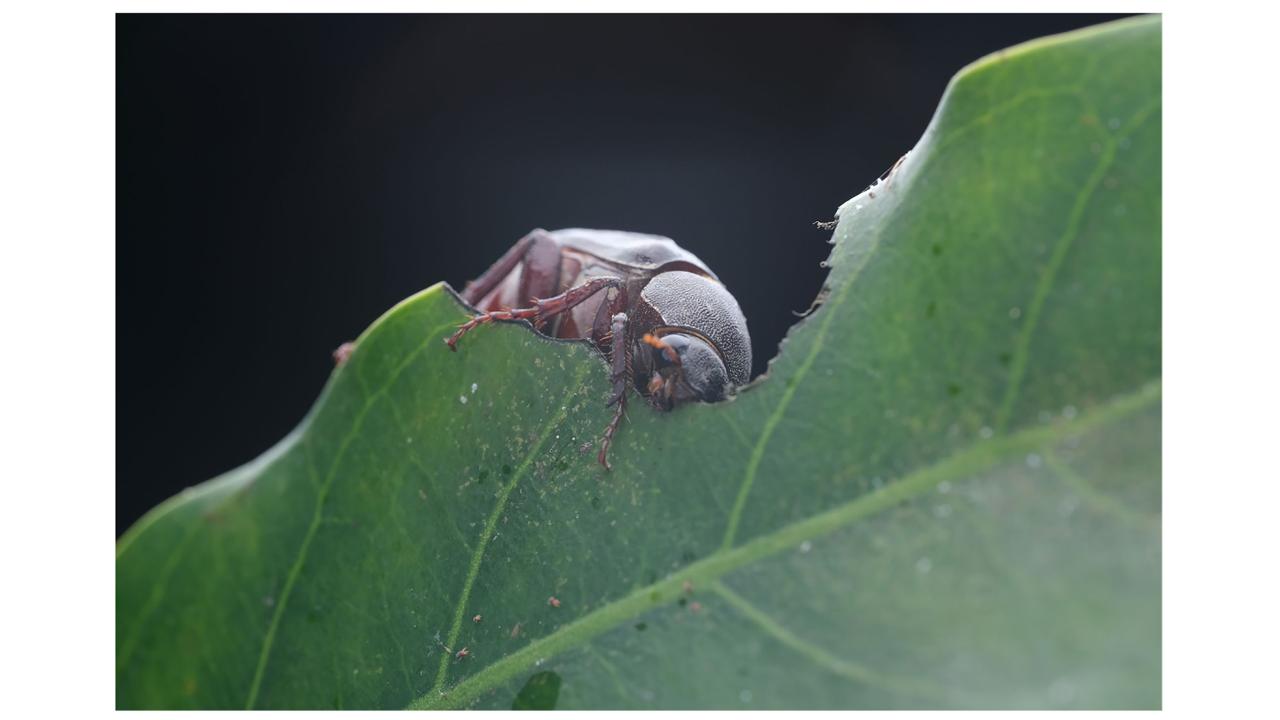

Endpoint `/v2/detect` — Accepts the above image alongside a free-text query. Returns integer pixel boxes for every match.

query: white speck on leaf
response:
[459,395,468,404]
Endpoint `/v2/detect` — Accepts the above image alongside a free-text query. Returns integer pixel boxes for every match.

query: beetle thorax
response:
[638,271,752,387]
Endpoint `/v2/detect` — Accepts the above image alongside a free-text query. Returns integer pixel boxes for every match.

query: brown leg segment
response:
[516,234,563,313]
[446,276,623,351]
[598,312,630,471]
[461,228,558,306]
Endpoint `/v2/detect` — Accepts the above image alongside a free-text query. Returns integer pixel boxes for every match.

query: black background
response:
[117,13,1127,534]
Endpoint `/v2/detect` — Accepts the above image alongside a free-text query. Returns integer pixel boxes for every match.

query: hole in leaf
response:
[512,670,562,710]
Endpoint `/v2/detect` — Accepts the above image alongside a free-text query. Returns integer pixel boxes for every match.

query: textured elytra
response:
[117,17,1160,710]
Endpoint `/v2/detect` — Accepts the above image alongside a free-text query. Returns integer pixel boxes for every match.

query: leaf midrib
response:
[409,380,1160,710]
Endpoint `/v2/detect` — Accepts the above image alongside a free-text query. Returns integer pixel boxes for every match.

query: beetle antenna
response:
[642,333,681,366]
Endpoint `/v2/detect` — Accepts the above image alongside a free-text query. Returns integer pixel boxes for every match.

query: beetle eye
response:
[650,333,688,368]
[653,333,729,403]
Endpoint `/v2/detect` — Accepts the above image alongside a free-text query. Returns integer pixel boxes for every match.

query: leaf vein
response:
[116,522,201,673]
[244,320,459,709]
[993,136,1119,433]
[710,581,946,701]
[1044,450,1158,531]
[720,220,883,551]
[429,364,591,694]
[410,380,1159,709]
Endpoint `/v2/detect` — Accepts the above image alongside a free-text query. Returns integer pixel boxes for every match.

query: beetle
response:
[446,228,751,470]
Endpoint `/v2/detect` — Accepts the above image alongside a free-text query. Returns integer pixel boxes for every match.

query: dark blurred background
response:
[117,13,1128,534]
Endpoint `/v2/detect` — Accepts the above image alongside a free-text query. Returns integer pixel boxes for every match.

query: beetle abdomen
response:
[640,270,751,386]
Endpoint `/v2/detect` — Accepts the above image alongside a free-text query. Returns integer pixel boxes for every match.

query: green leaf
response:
[116,16,1161,710]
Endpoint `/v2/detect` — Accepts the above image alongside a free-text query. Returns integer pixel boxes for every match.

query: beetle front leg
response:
[598,312,630,470]
[446,276,623,350]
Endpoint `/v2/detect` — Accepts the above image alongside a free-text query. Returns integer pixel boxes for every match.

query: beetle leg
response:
[605,312,630,408]
[517,234,562,314]
[460,228,557,306]
[598,312,629,470]
[446,276,623,350]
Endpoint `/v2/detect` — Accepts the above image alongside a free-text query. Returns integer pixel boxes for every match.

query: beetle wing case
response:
[639,270,752,387]
[550,228,719,280]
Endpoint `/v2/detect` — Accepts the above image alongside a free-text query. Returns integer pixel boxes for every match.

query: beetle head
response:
[637,270,752,391]
[642,331,731,410]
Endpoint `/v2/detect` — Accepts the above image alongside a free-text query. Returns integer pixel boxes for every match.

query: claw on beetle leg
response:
[446,277,623,352]
[445,312,506,351]
[598,395,625,471]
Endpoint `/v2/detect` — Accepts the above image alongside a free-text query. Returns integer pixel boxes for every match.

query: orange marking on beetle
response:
[642,333,681,365]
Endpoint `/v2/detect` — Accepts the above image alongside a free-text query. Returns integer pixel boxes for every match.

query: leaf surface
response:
[116,16,1161,710]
